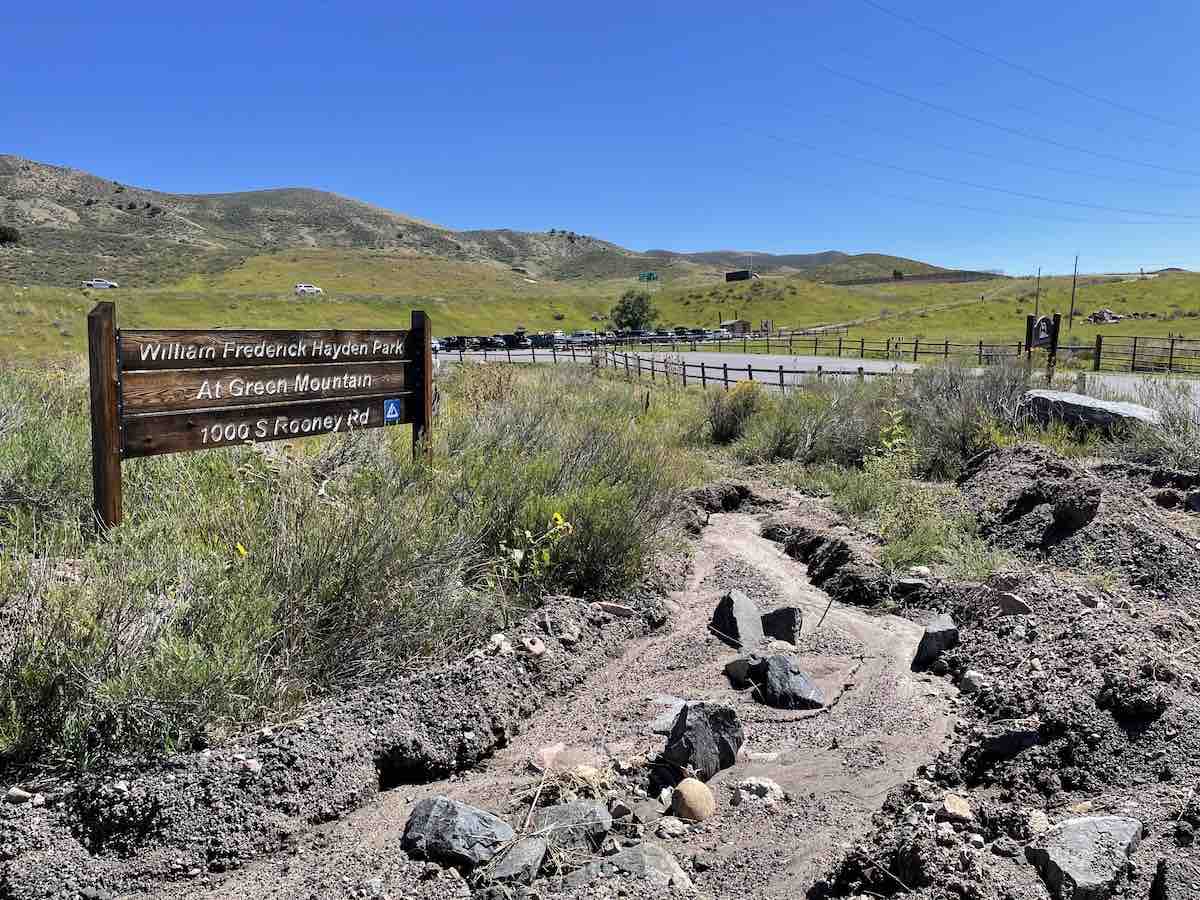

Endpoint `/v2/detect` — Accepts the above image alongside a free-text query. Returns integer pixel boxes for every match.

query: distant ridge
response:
[1,154,954,286]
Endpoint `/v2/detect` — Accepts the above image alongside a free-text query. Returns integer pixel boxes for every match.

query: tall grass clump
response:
[0,362,692,772]
[736,379,885,466]
[692,380,764,444]
[1103,378,1200,471]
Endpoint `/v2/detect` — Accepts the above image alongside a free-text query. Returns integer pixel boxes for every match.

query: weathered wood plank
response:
[87,302,122,527]
[406,310,434,459]
[121,361,411,414]
[119,329,410,371]
[122,394,413,458]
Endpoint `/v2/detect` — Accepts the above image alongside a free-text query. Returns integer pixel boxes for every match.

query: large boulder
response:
[564,842,693,890]
[710,590,764,649]
[1020,390,1160,433]
[1025,816,1143,900]
[750,655,825,710]
[913,614,959,668]
[662,702,744,781]
[533,800,612,853]
[401,796,515,868]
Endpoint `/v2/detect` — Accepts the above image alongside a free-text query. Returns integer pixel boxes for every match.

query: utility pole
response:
[1034,267,1041,318]
[1068,255,1079,331]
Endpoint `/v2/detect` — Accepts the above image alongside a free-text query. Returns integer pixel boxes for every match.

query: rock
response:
[519,636,546,657]
[533,742,566,771]
[608,799,632,819]
[1185,492,1200,514]
[732,777,785,806]
[30,793,44,808]
[656,816,689,838]
[5,787,32,804]
[989,572,1024,593]
[687,481,751,513]
[533,801,612,853]
[750,655,825,710]
[938,793,974,824]
[959,670,988,694]
[1020,389,1161,433]
[564,842,693,890]
[595,601,636,618]
[909,565,933,578]
[1154,489,1182,509]
[913,614,959,667]
[967,833,986,850]
[992,836,1021,857]
[710,589,765,649]
[995,590,1032,615]
[893,576,930,599]
[1025,816,1143,900]
[488,633,514,656]
[760,606,803,643]
[648,694,687,735]
[401,796,515,868]
[629,798,665,825]
[724,655,760,688]
[488,836,547,884]
[980,718,1042,758]
[671,778,715,822]
[662,702,744,781]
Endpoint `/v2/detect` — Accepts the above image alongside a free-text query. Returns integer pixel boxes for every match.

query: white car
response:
[294,283,324,296]
[82,278,119,289]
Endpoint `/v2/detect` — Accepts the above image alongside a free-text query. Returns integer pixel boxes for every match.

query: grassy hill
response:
[643,248,947,281]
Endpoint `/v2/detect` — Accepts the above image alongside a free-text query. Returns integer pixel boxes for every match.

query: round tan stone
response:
[671,777,716,822]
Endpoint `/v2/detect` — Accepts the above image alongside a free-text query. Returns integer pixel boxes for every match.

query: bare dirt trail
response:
[158,505,956,899]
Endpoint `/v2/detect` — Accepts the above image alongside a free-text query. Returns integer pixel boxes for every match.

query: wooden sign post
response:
[87,304,433,529]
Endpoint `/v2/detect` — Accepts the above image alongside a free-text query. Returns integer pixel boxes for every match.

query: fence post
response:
[885,337,891,358]
[743,335,747,353]
[552,345,557,363]
[624,353,630,379]
[778,364,784,391]
[651,358,656,382]
[1168,337,1176,373]
[857,366,864,381]
[747,363,754,382]
[682,361,688,387]
[409,309,434,461]
[789,332,793,353]
[701,361,707,387]
[532,345,537,363]
[860,337,865,358]
[1093,335,1102,372]
[816,365,822,380]
[913,339,919,362]
[813,337,818,355]
[1131,336,1138,372]
[483,347,488,362]
[978,340,983,365]
[636,354,641,379]
[723,363,729,389]
[507,347,512,363]
[571,345,576,362]
[944,339,949,359]
[838,336,843,356]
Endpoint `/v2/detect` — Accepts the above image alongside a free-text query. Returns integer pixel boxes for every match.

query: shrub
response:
[0,363,691,771]
[611,289,657,331]
[0,226,19,246]
[736,380,884,466]
[1104,379,1200,471]
[695,381,765,444]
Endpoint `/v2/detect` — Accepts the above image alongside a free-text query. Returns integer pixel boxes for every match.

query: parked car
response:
[81,278,119,289]
[689,328,706,338]
[430,338,442,354]
[293,283,324,296]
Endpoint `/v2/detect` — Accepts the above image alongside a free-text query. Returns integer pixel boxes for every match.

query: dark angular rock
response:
[979,717,1042,759]
[662,702,744,781]
[1025,816,1142,900]
[723,655,761,689]
[564,842,692,890]
[760,606,803,643]
[1185,491,1200,514]
[710,590,764,649]
[749,655,825,710]
[913,614,959,668]
[401,796,515,869]
[487,836,547,884]
[533,800,611,853]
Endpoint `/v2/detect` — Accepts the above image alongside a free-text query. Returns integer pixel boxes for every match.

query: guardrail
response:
[1092,334,1200,375]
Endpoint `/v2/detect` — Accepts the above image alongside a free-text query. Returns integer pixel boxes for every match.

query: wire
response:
[867,187,1195,226]
[858,0,1200,136]
[815,61,1200,179]
[750,128,1200,219]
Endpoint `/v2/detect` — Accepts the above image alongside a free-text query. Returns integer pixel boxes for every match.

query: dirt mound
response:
[959,444,1200,597]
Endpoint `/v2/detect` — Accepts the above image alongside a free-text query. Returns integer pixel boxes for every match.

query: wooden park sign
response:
[87,302,433,528]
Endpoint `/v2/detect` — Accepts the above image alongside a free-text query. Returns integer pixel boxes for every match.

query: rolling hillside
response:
[0,154,959,289]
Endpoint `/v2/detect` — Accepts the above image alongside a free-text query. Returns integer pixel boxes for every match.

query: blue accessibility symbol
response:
[383,398,402,424]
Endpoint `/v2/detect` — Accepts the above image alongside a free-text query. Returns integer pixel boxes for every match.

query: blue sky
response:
[5,1,1200,274]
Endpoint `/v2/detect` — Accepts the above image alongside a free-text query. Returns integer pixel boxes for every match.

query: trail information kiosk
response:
[87,303,433,528]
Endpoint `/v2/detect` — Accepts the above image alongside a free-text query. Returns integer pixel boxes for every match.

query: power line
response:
[815,61,1200,179]
[867,188,1196,226]
[816,109,1200,191]
[858,0,1200,136]
[750,128,1200,219]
